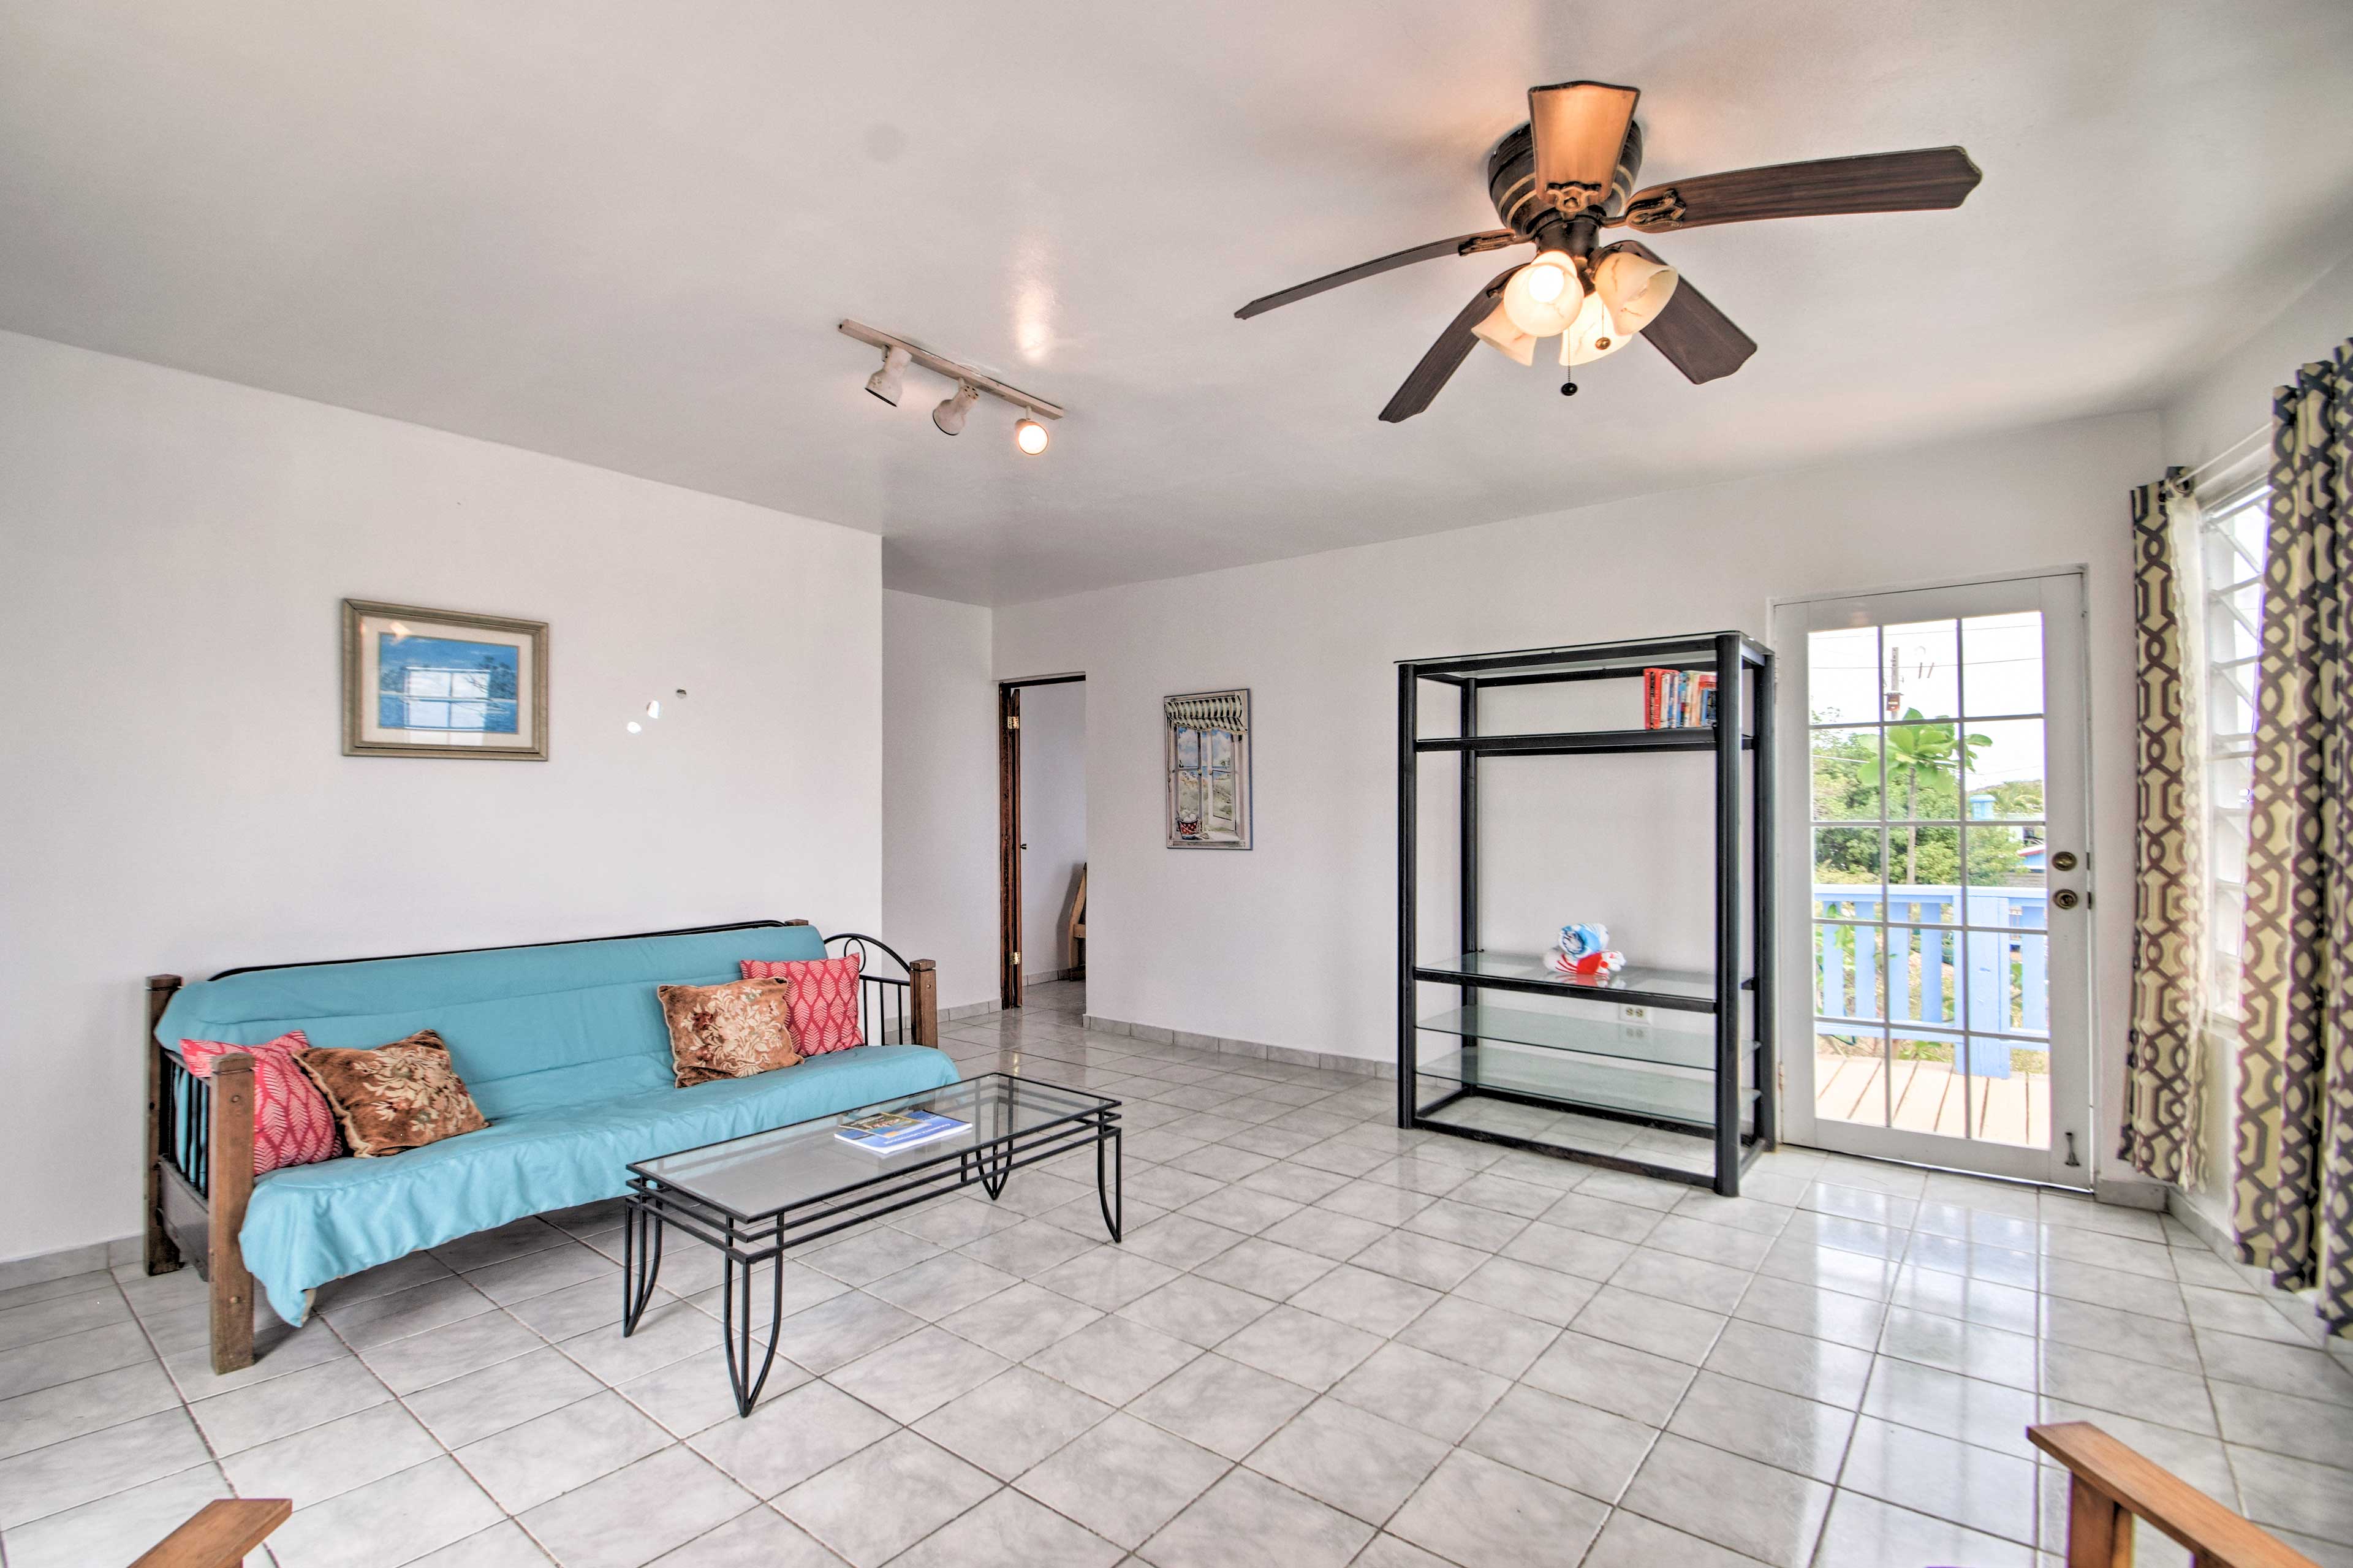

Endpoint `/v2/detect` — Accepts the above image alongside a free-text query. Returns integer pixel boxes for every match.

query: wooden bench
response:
[2031,1421,2321,1567]
[131,1499,289,1567]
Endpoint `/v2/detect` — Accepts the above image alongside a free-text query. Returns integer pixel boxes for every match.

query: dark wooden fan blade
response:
[1608,241,1756,384]
[1377,265,1521,423]
[1621,146,1981,232]
[1235,230,1522,319]
[1528,81,1640,214]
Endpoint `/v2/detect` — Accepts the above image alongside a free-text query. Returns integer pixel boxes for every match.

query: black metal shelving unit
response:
[1397,632,1776,1196]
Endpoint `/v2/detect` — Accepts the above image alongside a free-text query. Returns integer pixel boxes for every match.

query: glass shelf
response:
[1414,1039,1754,1131]
[1415,950,1719,1012]
[1417,1005,1716,1071]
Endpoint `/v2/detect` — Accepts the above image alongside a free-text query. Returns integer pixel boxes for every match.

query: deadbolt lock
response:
[2051,850,2079,872]
[2053,889,2081,911]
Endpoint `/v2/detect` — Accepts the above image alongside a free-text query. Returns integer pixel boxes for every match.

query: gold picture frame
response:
[341,599,548,760]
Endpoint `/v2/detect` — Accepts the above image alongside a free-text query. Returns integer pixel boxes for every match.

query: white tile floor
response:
[6,979,2352,1568]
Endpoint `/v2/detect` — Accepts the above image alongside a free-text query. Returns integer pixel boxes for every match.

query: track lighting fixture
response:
[865,345,911,406]
[839,320,1064,455]
[933,382,979,436]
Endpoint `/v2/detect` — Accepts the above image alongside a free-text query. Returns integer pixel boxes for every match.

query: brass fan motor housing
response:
[1487,118,1645,237]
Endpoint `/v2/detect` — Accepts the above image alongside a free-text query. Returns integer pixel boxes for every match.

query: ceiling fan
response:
[1235,81,1982,422]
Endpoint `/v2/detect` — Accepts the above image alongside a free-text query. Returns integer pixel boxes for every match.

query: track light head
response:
[865,345,911,406]
[933,382,980,436]
[1014,417,1050,455]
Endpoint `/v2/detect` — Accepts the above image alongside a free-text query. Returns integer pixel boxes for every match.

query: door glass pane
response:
[1964,825,2046,925]
[1962,612,2044,716]
[1815,827,1883,893]
[1966,930,2048,1037]
[1815,1031,1889,1127]
[1812,729,1883,820]
[1882,620,1960,721]
[1816,923,1885,1022]
[1886,926,1960,1028]
[1885,713,1968,820]
[1886,827,1961,918]
[1890,1031,1968,1135]
[1970,1045,2050,1148]
[1961,719,2044,819]
[1807,627,1881,724]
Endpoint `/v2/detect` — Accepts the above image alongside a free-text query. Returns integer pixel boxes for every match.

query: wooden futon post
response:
[206,1052,257,1372]
[912,959,939,1048]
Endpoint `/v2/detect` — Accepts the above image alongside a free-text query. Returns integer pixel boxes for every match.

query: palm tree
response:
[1885,709,1992,884]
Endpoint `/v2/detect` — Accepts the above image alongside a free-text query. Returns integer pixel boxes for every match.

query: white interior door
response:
[1773,572,2091,1185]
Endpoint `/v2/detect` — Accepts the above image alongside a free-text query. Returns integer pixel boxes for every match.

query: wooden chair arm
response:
[2029,1422,2321,1568]
[131,1498,290,1567]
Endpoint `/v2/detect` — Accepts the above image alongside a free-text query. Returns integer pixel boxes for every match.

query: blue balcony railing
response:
[1813,885,2049,1079]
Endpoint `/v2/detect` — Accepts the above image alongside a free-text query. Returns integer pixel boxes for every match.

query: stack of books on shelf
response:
[1643,668,1717,730]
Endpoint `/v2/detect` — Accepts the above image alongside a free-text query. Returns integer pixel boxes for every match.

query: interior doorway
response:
[999,675,1086,1009]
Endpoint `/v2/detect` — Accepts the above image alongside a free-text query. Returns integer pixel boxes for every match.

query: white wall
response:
[2158,251,2353,1233]
[1020,682,1087,979]
[881,590,1001,1013]
[996,412,2161,1186]
[2163,251,2353,474]
[0,330,884,1262]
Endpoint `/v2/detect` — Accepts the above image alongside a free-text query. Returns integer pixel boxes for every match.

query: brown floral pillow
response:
[294,1030,488,1157]
[658,977,803,1087]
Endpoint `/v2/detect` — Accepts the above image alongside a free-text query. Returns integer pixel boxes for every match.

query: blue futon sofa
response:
[145,920,957,1369]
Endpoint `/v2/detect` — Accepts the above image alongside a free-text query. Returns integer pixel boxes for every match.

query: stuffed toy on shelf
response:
[1552,923,1626,978]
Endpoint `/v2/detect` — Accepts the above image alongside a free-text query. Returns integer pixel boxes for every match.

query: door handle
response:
[2053,888,2080,911]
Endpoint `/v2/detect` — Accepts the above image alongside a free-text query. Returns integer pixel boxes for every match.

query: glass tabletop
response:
[631,1074,1116,1221]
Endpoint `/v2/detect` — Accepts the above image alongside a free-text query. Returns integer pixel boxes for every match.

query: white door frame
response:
[1771,569,2093,1186]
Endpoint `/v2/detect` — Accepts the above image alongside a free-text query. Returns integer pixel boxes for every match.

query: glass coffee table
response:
[621,1073,1121,1415]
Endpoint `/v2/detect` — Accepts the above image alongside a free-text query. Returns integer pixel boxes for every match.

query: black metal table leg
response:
[1096,1123,1122,1241]
[621,1197,663,1336]
[719,1244,784,1418]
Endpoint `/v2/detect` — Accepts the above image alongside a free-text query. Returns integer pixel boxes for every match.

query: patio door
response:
[1773,572,2091,1185]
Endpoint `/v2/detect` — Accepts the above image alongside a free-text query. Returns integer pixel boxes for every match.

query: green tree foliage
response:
[1811,716,2035,888]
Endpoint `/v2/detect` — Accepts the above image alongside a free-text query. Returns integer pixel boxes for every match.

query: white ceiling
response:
[3,2,2351,605]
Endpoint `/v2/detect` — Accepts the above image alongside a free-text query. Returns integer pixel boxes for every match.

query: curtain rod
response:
[2188,425,2268,486]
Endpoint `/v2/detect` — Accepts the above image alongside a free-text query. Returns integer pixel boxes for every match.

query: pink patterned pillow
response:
[179,1031,342,1173]
[738,955,864,1054]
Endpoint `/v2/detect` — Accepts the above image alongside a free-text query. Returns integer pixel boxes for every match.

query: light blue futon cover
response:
[154,925,960,1323]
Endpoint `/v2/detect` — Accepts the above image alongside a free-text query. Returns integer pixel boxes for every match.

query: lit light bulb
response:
[645,700,661,719]
[1015,417,1050,455]
[1501,256,1585,338]
[626,721,642,734]
[1522,251,1573,304]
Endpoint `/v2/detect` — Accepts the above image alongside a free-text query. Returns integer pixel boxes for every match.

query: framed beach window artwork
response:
[1165,688,1251,849]
[342,600,548,759]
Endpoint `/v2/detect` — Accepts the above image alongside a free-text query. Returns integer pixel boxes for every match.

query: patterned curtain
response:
[2235,339,2353,1337]
[2123,468,2208,1186]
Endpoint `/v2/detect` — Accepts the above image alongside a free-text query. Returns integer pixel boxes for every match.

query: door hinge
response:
[1006,715,1020,730]
[1010,951,1021,966]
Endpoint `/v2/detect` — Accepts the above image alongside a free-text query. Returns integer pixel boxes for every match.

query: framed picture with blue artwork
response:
[341,599,548,759]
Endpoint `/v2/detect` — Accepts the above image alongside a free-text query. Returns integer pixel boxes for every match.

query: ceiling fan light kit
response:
[838,320,1064,454]
[1234,78,1982,421]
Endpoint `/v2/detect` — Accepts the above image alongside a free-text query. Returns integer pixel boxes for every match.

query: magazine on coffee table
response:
[835,1108,969,1155]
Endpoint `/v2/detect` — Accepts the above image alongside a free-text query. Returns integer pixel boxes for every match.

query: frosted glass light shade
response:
[1501,259,1584,338]
[1560,290,1636,366]
[1472,301,1538,366]
[1593,249,1680,334]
